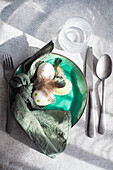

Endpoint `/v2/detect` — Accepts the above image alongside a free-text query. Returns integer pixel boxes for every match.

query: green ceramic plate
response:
[11,53,87,127]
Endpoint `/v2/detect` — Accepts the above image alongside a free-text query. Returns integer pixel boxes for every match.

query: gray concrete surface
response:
[0,0,113,170]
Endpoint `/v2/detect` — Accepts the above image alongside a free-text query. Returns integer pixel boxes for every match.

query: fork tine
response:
[10,56,14,69]
[3,54,7,69]
[7,54,11,69]
[6,54,9,69]
[3,57,5,69]
[3,54,14,69]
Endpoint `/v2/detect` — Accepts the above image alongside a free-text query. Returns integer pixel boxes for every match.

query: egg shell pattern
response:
[32,90,51,106]
[54,79,72,95]
[37,62,55,79]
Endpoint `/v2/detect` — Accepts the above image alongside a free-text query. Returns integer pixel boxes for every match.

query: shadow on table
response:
[0,0,100,47]
[65,142,113,170]
[1,0,113,55]
[1,160,45,170]
[0,131,46,170]
[0,34,41,152]
[0,0,26,22]
[0,34,39,68]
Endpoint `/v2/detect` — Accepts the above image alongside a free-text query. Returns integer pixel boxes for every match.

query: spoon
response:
[96,54,112,134]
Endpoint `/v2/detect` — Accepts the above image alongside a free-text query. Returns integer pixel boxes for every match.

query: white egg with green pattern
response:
[32,90,53,106]
[37,62,55,79]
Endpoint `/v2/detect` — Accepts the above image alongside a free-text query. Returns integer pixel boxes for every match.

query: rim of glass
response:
[61,17,92,45]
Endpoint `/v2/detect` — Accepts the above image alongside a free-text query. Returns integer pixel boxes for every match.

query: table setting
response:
[1,19,112,155]
[0,0,113,170]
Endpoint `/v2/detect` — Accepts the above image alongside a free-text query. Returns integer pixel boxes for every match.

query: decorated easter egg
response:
[54,79,72,95]
[32,90,54,106]
[37,62,55,79]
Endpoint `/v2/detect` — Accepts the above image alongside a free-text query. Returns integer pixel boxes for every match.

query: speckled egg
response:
[37,62,55,79]
[32,90,53,106]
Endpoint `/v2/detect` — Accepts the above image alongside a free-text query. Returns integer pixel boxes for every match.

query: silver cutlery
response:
[85,47,95,138]
[96,54,112,134]
[3,54,14,133]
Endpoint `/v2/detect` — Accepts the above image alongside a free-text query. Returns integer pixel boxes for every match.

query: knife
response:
[85,47,95,138]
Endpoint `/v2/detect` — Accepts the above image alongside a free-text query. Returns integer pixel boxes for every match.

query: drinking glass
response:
[58,17,92,53]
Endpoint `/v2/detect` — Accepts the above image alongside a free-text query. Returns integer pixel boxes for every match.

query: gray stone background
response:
[0,0,113,170]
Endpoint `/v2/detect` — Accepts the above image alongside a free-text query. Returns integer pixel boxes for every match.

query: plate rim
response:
[11,52,88,127]
[52,53,88,126]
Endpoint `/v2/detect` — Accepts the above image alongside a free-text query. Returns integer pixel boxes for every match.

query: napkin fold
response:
[10,41,71,158]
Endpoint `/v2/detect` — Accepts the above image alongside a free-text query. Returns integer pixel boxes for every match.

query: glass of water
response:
[58,17,92,53]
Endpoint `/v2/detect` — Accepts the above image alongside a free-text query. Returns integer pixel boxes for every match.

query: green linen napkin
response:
[10,41,71,158]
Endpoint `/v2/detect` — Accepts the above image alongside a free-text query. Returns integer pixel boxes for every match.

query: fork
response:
[3,54,14,133]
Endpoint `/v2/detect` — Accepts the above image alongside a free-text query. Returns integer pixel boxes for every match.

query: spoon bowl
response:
[96,54,112,134]
[96,54,112,80]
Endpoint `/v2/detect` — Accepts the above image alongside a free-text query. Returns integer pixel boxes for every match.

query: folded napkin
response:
[10,41,71,158]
